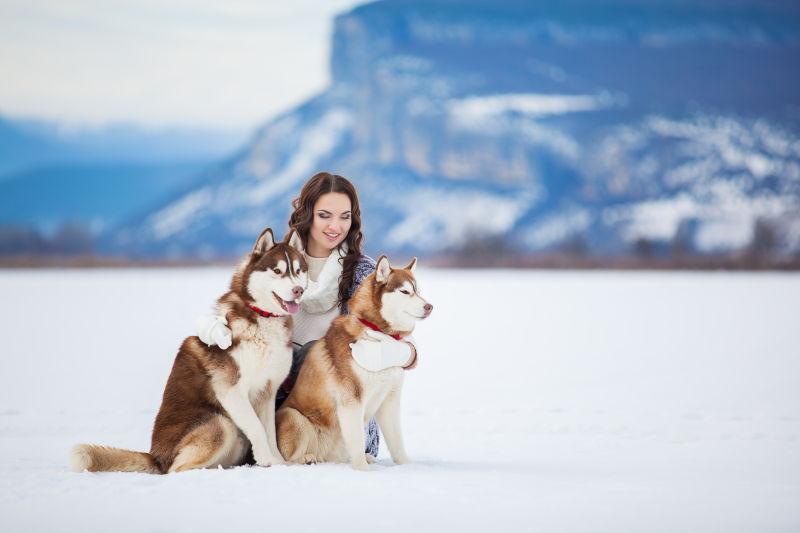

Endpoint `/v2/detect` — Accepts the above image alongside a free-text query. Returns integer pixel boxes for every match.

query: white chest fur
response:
[352,364,404,420]
[229,317,292,400]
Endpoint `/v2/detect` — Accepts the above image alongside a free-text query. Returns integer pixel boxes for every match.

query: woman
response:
[197,172,417,459]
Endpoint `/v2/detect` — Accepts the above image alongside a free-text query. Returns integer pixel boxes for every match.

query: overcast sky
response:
[0,0,363,131]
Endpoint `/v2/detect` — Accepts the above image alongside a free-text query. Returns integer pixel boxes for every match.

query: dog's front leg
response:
[375,387,410,465]
[256,385,284,463]
[336,401,370,470]
[217,387,279,466]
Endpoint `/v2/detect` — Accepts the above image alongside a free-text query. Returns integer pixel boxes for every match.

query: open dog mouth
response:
[272,292,300,314]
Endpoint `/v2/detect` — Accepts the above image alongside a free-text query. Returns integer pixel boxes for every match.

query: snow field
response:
[0,268,798,532]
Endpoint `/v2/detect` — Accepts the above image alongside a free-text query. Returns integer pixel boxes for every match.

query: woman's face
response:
[307,192,352,257]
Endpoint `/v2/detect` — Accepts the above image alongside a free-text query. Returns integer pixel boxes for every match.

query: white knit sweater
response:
[291,253,339,346]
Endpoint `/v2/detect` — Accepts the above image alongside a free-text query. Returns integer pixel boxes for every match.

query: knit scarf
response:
[301,244,346,314]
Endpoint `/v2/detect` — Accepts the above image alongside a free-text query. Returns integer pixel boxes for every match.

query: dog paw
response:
[393,455,411,465]
[351,460,370,471]
[301,454,318,465]
[254,452,280,467]
[365,453,377,464]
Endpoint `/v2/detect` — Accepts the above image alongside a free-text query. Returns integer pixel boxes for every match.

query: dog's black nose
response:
[423,303,433,315]
[292,286,304,298]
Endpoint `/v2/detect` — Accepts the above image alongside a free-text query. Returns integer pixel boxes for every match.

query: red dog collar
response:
[247,304,285,318]
[358,317,401,340]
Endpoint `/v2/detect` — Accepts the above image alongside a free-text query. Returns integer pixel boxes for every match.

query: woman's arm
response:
[350,331,418,371]
[196,300,237,349]
[341,255,377,314]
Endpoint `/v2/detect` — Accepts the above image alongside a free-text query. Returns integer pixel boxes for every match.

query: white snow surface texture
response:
[1,268,798,532]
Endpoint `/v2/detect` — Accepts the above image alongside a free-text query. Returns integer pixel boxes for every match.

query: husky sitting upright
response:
[71,228,308,474]
[276,255,432,470]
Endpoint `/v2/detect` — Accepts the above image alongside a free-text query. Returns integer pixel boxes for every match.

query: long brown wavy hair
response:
[287,172,364,306]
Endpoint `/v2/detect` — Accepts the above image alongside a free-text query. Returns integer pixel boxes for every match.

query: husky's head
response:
[236,228,308,315]
[350,255,433,336]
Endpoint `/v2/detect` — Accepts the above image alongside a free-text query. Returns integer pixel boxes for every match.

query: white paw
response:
[254,450,279,467]
[351,460,370,471]
[365,453,377,464]
[393,454,411,465]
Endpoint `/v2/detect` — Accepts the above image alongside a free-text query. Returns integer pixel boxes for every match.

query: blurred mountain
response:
[0,116,69,177]
[0,162,215,236]
[0,115,245,176]
[109,0,800,260]
[0,115,246,234]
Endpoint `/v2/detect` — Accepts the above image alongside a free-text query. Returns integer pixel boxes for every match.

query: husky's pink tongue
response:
[285,301,300,314]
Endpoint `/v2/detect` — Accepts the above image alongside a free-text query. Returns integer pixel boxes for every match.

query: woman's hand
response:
[350,330,418,371]
[403,339,418,370]
[196,315,232,349]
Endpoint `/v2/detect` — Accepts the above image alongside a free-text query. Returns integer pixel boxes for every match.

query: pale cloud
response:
[0,0,363,129]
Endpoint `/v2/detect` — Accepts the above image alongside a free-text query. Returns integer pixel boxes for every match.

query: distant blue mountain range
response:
[0,115,245,234]
[99,1,800,258]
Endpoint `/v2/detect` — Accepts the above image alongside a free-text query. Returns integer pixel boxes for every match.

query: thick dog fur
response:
[276,256,432,470]
[71,228,308,474]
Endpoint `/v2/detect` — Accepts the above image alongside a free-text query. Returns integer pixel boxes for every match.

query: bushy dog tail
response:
[70,444,162,474]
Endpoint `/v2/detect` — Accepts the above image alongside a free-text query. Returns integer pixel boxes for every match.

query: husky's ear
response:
[252,227,275,256]
[404,257,417,273]
[286,230,305,254]
[375,255,392,284]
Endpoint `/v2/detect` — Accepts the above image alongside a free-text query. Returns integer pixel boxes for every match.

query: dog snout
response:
[292,286,304,299]
[423,303,433,316]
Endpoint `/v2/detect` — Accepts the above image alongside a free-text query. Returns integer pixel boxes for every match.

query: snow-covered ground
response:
[1,268,798,532]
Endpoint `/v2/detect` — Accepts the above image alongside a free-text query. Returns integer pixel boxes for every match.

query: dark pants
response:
[276,340,380,457]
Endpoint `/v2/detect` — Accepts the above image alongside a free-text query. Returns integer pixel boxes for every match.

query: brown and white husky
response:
[276,255,432,470]
[71,228,308,474]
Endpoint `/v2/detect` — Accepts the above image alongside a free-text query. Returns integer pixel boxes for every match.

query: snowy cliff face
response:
[109,0,800,259]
